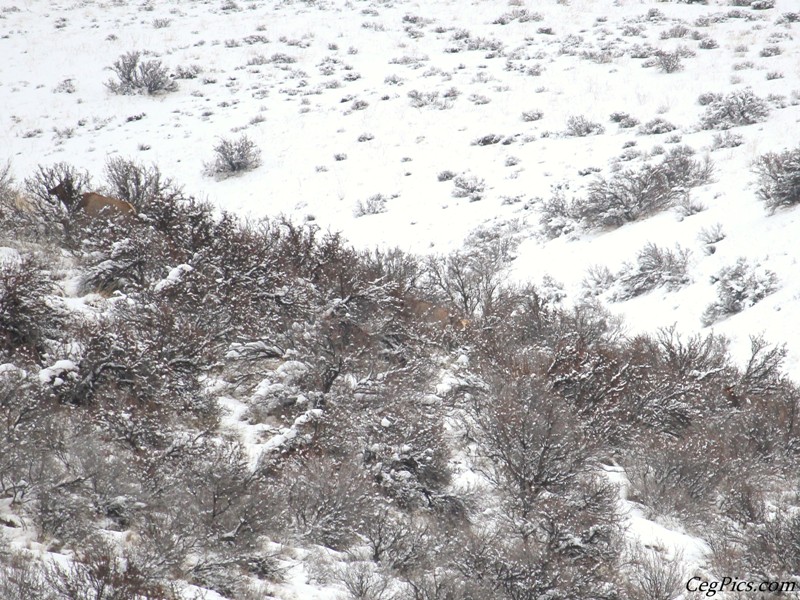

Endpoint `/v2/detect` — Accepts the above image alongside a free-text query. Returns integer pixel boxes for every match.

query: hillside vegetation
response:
[1,160,799,598]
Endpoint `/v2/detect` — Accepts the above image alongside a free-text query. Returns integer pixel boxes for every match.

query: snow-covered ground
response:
[3,0,800,596]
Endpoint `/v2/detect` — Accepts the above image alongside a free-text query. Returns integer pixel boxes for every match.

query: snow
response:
[153,263,193,293]
[37,359,78,385]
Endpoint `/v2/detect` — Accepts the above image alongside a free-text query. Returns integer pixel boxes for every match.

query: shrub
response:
[639,118,677,135]
[660,24,691,39]
[625,437,720,524]
[655,50,683,73]
[472,133,503,146]
[698,223,725,248]
[281,458,376,550]
[354,194,387,217]
[437,170,456,182]
[576,148,712,230]
[451,175,485,201]
[613,244,691,301]
[565,115,605,137]
[0,160,14,205]
[697,92,722,106]
[205,135,262,177]
[104,156,182,209]
[521,109,543,122]
[105,51,177,95]
[759,45,782,57]
[700,88,769,130]
[698,37,718,49]
[0,256,63,358]
[711,131,744,150]
[624,545,687,600]
[751,0,774,9]
[702,258,778,325]
[754,146,800,211]
[538,185,578,238]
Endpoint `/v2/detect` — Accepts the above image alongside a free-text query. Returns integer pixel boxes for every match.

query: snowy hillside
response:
[2,0,800,598]
[3,0,800,374]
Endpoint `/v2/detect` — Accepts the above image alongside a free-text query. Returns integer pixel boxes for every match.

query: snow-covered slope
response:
[4,0,799,375]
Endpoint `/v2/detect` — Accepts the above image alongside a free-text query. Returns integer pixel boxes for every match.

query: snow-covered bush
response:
[281,457,376,550]
[624,545,686,600]
[354,193,387,217]
[655,50,683,73]
[659,144,714,189]
[105,51,177,95]
[205,134,262,177]
[538,184,578,238]
[625,437,720,524]
[0,255,62,358]
[572,147,710,230]
[565,115,605,137]
[613,243,692,301]
[639,117,677,135]
[451,174,485,201]
[578,165,678,228]
[0,554,50,600]
[104,156,182,209]
[699,88,769,130]
[697,91,722,106]
[702,258,778,325]
[521,109,543,122]
[698,37,719,49]
[711,130,743,149]
[611,111,639,128]
[754,145,800,212]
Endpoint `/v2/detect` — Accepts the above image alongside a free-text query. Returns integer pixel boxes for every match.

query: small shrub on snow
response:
[751,0,775,9]
[205,135,261,177]
[759,45,782,57]
[655,50,683,73]
[660,24,691,39]
[613,243,692,301]
[697,92,722,106]
[754,145,800,211]
[538,184,578,238]
[639,117,677,135]
[472,133,503,146]
[702,258,778,325]
[776,12,800,24]
[698,37,719,49]
[105,51,177,95]
[437,170,456,182]
[582,264,615,297]
[698,223,726,246]
[700,88,769,130]
[354,194,388,217]
[451,174,485,201]
[711,131,744,150]
[521,109,543,122]
[565,115,605,137]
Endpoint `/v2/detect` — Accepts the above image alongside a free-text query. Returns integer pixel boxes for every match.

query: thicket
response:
[0,161,798,598]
